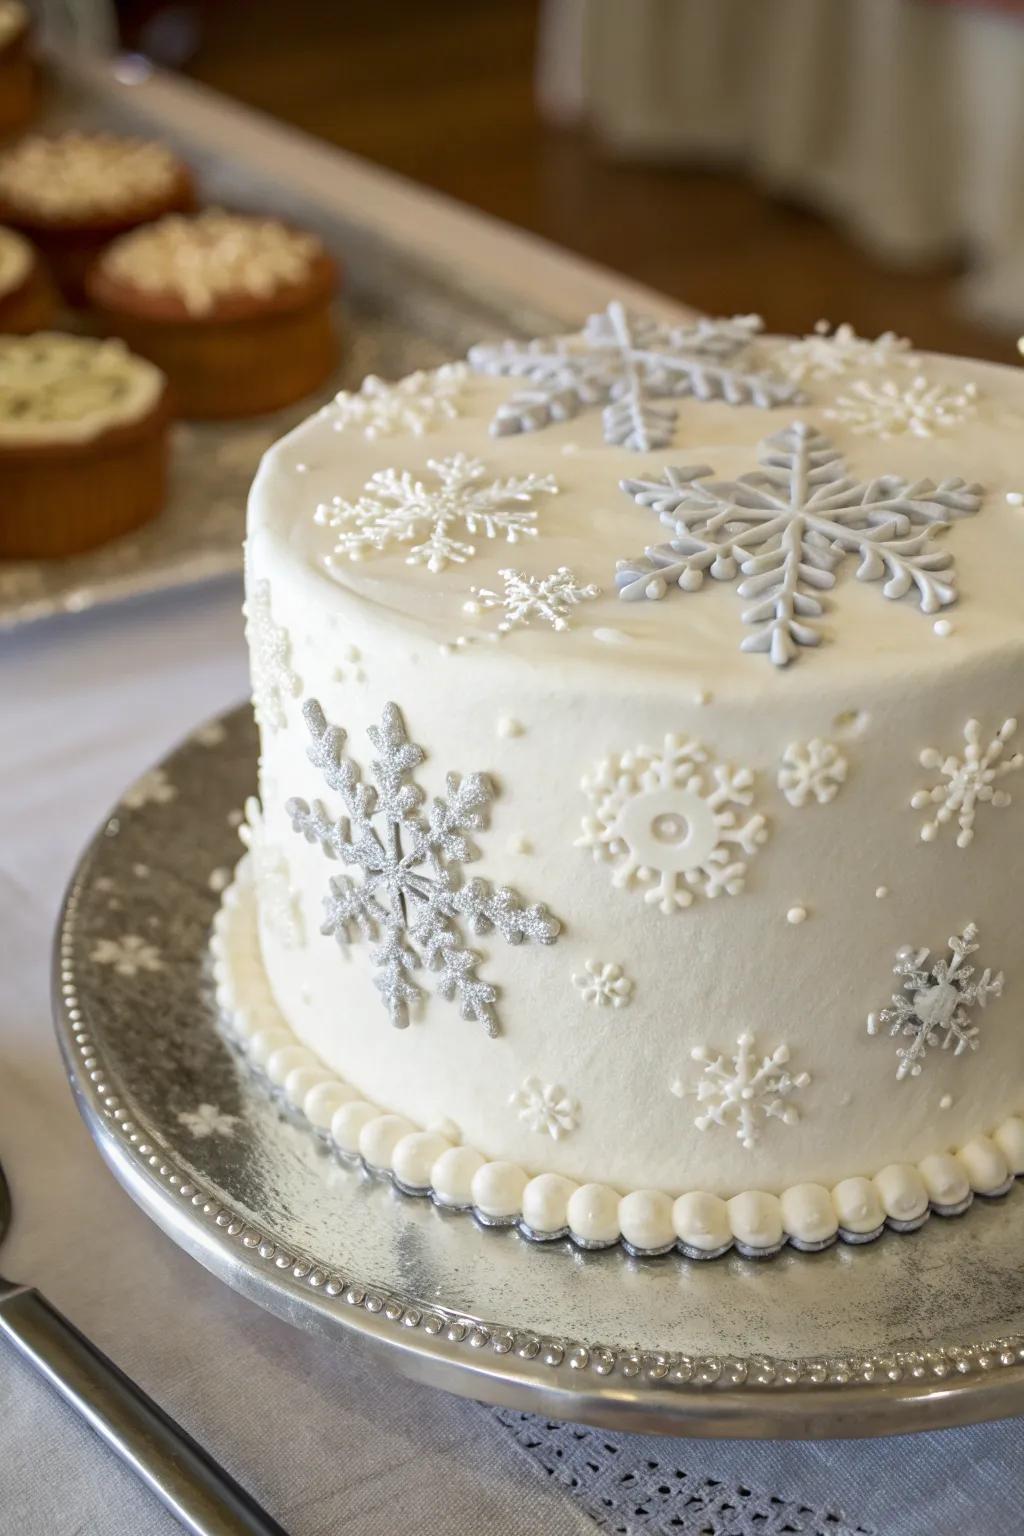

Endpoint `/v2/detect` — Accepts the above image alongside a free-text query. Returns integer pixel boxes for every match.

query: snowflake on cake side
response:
[911,717,1023,848]
[468,302,801,452]
[239,797,304,948]
[615,422,984,667]
[868,925,1003,1081]
[464,566,600,633]
[245,578,301,733]
[772,320,916,384]
[327,364,469,440]
[572,959,634,1008]
[673,1031,810,1151]
[510,1076,579,1139]
[778,738,848,807]
[315,453,557,574]
[576,733,768,914]
[287,699,559,1035]
[826,375,979,439]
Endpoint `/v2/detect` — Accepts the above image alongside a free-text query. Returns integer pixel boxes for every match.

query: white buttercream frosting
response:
[0,224,30,301]
[0,333,163,445]
[0,133,181,221]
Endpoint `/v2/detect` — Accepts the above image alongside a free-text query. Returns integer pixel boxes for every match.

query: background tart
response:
[0,332,169,559]
[0,2,36,139]
[0,133,194,302]
[0,224,57,333]
[86,208,339,418]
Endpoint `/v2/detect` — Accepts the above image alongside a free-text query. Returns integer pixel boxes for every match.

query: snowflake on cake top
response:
[773,321,916,384]
[615,421,983,667]
[867,925,1003,1081]
[576,733,768,914]
[826,375,979,439]
[239,797,304,949]
[673,1030,810,1151]
[572,959,634,1008]
[327,364,469,440]
[464,566,600,633]
[468,302,801,452]
[510,1076,579,1139]
[777,738,848,807]
[287,699,559,1034]
[315,453,557,575]
[911,717,1023,848]
[245,578,301,733]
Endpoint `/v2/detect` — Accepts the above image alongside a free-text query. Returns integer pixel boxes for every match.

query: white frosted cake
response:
[213,305,1024,1258]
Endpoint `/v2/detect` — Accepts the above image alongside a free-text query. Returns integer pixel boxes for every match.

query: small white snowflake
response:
[239,797,304,948]
[572,959,634,1008]
[509,1075,579,1140]
[777,738,848,807]
[177,1103,240,1139]
[773,321,916,384]
[315,453,557,575]
[464,566,600,633]
[826,374,979,438]
[674,1031,810,1151]
[91,934,164,976]
[121,767,176,810]
[911,717,1023,848]
[577,733,769,914]
[245,578,301,733]
[328,364,469,440]
[868,925,1003,1081]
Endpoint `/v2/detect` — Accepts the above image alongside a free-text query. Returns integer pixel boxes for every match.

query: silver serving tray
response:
[4,53,678,633]
[54,707,1024,1439]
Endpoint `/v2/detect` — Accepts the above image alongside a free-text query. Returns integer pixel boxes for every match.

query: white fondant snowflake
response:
[674,1031,810,1151]
[911,717,1022,848]
[469,302,800,452]
[510,1075,579,1139]
[90,934,163,976]
[868,925,1003,1081]
[464,566,600,633]
[576,733,768,914]
[245,578,301,733]
[315,453,557,575]
[572,959,634,1008]
[240,797,304,949]
[773,321,916,384]
[177,1103,240,1139]
[777,738,848,807]
[616,422,983,667]
[328,365,468,440]
[288,699,559,1035]
[121,767,176,810]
[826,375,979,439]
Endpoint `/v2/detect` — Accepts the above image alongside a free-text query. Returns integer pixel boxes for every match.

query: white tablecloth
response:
[3,577,1024,1535]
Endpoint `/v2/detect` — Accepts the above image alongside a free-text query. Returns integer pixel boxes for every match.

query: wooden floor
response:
[183,0,1016,364]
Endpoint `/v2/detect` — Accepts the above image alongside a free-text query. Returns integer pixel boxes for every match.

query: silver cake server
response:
[0,1149,288,1536]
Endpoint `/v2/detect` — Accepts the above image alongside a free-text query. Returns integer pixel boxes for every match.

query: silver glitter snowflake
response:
[464,566,600,633]
[315,453,557,574]
[616,422,983,666]
[509,1076,579,1139]
[772,321,916,384]
[674,1031,810,1151]
[468,302,800,452]
[287,699,559,1034]
[868,925,1003,1081]
[245,578,301,732]
[912,717,1023,848]
[328,364,469,440]
[826,374,979,439]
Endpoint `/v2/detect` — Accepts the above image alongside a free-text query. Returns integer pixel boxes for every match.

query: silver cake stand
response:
[53,708,1024,1439]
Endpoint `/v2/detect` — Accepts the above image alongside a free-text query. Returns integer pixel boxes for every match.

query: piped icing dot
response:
[672,1191,731,1252]
[957,1135,1009,1194]
[303,1079,357,1129]
[392,1129,453,1190]
[496,716,524,738]
[1006,491,1023,506]
[780,1183,837,1246]
[933,618,954,638]
[619,1189,675,1251]
[832,1176,884,1234]
[786,905,808,925]
[919,1153,970,1209]
[329,1099,379,1154]
[431,1145,485,1207]
[522,1172,577,1235]
[875,886,890,899]
[939,1093,953,1111]
[359,1112,416,1171]
[506,833,532,856]
[874,1163,928,1223]
[567,1182,621,1245]
[727,1190,783,1251]
[471,1160,528,1220]
[283,1064,332,1106]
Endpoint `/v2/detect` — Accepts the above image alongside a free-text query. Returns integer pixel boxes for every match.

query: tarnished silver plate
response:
[53,708,1024,1439]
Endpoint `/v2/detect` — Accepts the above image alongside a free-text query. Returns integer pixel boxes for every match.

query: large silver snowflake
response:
[673,1030,810,1151]
[616,422,984,666]
[287,699,559,1035]
[468,302,801,452]
[867,925,1003,1082]
[315,452,557,574]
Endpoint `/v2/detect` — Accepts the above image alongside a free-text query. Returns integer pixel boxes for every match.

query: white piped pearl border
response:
[212,859,1024,1261]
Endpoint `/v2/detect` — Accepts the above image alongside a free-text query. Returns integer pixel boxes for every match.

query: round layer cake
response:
[0,3,36,139]
[86,209,338,418]
[220,307,1024,1256]
[0,224,57,333]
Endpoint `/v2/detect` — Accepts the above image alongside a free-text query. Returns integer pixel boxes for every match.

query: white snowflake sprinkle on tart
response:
[510,1076,579,1139]
[576,733,768,914]
[674,1031,810,1151]
[777,738,848,807]
[867,925,1003,1081]
[245,577,301,734]
[825,374,979,439]
[315,453,557,574]
[572,959,634,1009]
[911,717,1023,848]
[772,320,916,383]
[328,364,468,440]
[615,422,983,667]
[464,566,600,633]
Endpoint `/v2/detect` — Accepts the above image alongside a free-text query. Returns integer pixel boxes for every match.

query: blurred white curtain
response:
[539,0,1024,329]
